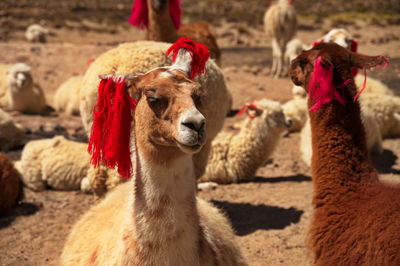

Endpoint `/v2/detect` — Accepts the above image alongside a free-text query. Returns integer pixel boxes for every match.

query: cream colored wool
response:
[283,97,307,132]
[0,63,48,114]
[0,108,24,150]
[25,24,48,43]
[264,0,297,77]
[79,41,231,178]
[199,99,288,184]
[355,75,394,96]
[360,93,400,138]
[54,75,83,116]
[15,136,90,191]
[80,164,124,196]
[300,110,383,167]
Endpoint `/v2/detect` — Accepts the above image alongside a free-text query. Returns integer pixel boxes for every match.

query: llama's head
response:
[289,42,388,110]
[7,63,33,91]
[126,67,206,155]
[239,99,291,132]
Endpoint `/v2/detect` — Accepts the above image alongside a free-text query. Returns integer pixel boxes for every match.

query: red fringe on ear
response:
[128,0,149,29]
[88,77,137,179]
[169,0,182,30]
[127,0,181,30]
[165,37,210,79]
[237,103,258,119]
[308,56,347,111]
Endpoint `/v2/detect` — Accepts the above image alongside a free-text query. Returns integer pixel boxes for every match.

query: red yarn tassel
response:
[308,57,347,111]
[166,37,210,79]
[128,0,181,30]
[88,77,137,179]
[169,0,182,30]
[128,0,149,29]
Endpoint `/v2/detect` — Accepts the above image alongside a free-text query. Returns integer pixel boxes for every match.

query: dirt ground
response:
[1,2,400,266]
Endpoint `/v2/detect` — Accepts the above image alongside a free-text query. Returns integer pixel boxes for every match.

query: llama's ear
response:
[317,53,332,69]
[350,53,389,69]
[125,73,145,99]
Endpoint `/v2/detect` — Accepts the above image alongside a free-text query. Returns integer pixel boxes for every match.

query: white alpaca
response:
[264,0,297,77]
[61,43,247,265]
[0,63,48,114]
[200,99,289,184]
[54,75,83,116]
[25,24,48,43]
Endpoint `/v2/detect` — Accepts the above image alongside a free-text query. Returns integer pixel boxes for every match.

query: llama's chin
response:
[176,141,203,154]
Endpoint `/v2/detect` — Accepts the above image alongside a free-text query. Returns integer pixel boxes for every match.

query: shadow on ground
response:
[0,203,40,230]
[249,174,311,183]
[212,200,303,236]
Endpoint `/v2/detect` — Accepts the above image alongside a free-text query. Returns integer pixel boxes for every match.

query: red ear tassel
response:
[88,77,137,179]
[128,0,149,29]
[308,57,347,111]
[128,0,181,30]
[165,37,210,79]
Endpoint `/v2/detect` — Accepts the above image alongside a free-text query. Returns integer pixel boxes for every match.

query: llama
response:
[25,24,48,43]
[289,42,400,265]
[61,39,247,265]
[128,0,221,64]
[264,0,297,78]
[0,153,23,214]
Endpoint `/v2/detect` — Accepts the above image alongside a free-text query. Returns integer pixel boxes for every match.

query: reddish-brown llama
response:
[289,42,400,265]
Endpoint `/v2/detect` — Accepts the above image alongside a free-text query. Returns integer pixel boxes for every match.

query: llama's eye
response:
[147,96,159,104]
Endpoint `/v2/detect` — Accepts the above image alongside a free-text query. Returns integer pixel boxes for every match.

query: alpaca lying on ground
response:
[264,0,297,77]
[54,75,83,116]
[289,42,399,265]
[16,136,90,191]
[199,99,290,184]
[0,108,24,150]
[61,40,247,265]
[128,0,221,64]
[0,153,23,215]
[25,24,48,43]
[0,63,48,114]
[80,41,231,179]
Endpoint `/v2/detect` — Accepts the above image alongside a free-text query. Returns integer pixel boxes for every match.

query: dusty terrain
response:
[0,1,400,266]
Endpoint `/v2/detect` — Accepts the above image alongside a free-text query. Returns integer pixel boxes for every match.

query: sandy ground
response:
[0,8,400,266]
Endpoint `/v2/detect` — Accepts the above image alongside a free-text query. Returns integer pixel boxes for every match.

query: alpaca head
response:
[240,99,291,131]
[321,28,357,52]
[289,42,388,110]
[7,63,33,92]
[126,67,206,155]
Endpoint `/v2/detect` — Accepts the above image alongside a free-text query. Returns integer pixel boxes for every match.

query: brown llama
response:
[61,39,247,265]
[128,0,221,65]
[289,42,400,265]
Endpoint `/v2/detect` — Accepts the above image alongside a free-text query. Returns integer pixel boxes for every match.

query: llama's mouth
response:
[176,141,203,154]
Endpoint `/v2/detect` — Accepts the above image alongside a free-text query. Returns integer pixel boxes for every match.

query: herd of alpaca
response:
[1,1,399,265]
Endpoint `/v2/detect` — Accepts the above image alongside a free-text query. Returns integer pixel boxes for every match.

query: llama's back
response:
[264,3,297,43]
[61,182,130,265]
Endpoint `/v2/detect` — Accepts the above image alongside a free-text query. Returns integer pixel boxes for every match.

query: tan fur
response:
[0,108,24,150]
[79,41,230,179]
[0,153,22,215]
[62,67,246,265]
[54,75,83,116]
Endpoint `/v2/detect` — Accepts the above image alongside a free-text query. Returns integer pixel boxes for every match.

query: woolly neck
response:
[126,131,200,265]
[307,77,379,199]
[147,0,179,43]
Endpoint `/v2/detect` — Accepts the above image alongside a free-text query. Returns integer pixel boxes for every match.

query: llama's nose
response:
[181,108,205,133]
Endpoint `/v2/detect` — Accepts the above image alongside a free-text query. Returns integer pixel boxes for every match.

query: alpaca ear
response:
[125,73,144,100]
[317,53,332,69]
[350,52,389,69]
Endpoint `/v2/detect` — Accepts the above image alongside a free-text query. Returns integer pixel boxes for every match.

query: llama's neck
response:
[125,145,200,265]
[147,0,179,43]
[308,80,378,198]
